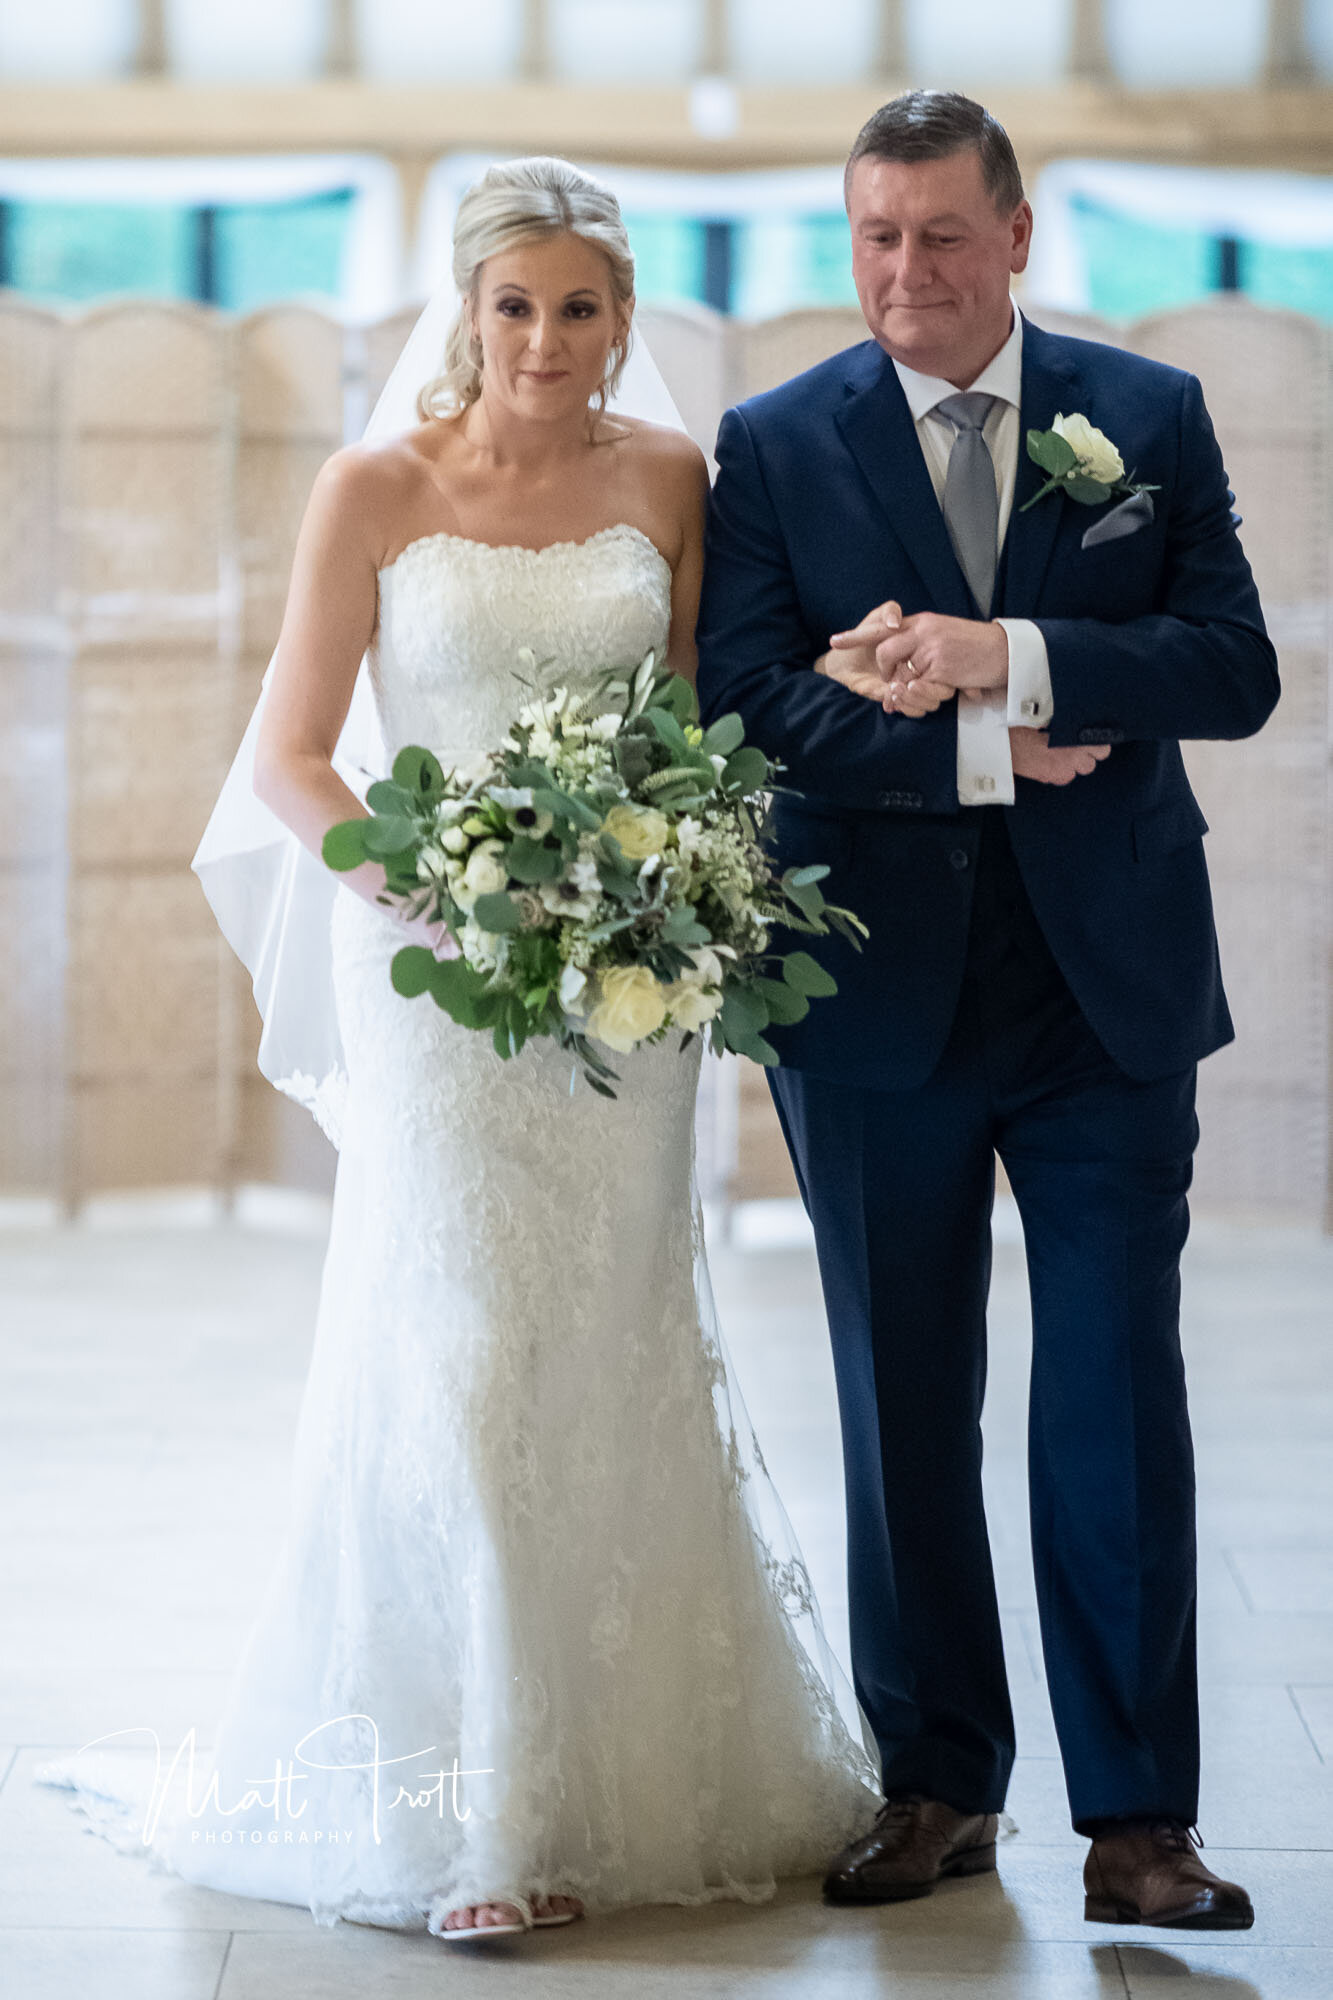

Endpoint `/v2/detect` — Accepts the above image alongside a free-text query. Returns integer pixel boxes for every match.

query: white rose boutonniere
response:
[1021,411,1158,515]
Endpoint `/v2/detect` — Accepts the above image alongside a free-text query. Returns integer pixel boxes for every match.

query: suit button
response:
[950,849,970,871]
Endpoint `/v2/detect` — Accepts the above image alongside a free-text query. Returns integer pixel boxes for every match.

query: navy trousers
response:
[768,807,1201,1829]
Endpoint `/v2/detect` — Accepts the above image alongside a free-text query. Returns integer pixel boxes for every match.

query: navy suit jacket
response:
[695,314,1280,1088]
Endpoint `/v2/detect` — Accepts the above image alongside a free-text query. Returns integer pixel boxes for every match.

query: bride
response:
[35,155,883,1943]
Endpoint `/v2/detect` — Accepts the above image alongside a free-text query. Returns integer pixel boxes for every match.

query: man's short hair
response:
[845,91,1025,214]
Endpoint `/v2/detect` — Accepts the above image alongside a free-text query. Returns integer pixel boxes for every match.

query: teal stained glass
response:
[1068,194,1216,319]
[1241,238,1333,322]
[211,189,354,311]
[622,213,706,305]
[732,213,857,318]
[801,212,858,307]
[1,201,195,305]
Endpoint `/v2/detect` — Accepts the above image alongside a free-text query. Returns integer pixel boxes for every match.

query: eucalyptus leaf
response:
[784,863,830,889]
[322,819,369,871]
[720,985,767,1038]
[392,746,447,797]
[427,958,493,1027]
[505,837,563,883]
[783,950,838,998]
[361,815,419,858]
[752,976,810,1025]
[785,878,827,920]
[725,1026,780,1067]
[701,711,745,757]
[721,746,769,793]
[365,779,418,816]
[390,945,437,998]
[658,674,698,723]
[472,892,525,933]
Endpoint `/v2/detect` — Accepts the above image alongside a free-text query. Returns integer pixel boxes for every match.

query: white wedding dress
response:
[35,521,882,1933]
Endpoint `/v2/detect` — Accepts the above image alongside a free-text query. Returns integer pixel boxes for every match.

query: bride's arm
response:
[252,450,405,918]
[663,441,709,688]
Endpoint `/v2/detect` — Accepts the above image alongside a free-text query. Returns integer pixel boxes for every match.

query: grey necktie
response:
[933,390,1000,618]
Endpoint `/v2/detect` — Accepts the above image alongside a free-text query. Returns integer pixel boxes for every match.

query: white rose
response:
[440,825,469,855]
[454,840,508,910]
[1051,411,1124,486]
[667,981,723,1032]
[586,965,669,1052]
[602,803,669,862]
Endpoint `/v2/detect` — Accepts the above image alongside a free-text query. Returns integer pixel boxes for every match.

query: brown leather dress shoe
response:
[823,1794,999,1904]
[1084,1821,1254,1929]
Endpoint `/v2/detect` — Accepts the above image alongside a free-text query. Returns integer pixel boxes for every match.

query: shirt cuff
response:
[997,617,1054,728]
[956,690,1014,806]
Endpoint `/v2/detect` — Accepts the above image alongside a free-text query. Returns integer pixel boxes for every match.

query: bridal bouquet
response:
[322,653,866,1094]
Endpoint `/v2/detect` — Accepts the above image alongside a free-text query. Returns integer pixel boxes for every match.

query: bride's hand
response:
[395,905,461,958]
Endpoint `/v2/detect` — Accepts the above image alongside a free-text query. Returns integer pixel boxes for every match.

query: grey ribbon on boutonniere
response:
[1080,488,1155,549]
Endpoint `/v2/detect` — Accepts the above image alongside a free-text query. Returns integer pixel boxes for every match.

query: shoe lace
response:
[1150,1819,1204,1852]
[874,1794,924,1828]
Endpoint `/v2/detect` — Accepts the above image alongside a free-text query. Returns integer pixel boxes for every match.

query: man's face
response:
[846,147,1033,386]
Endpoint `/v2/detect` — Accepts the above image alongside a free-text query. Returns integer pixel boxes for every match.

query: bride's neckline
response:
[377,520,671,578]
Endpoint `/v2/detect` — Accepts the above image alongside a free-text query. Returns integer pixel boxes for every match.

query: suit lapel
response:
[834,342,975,618]
[996,319,1081,616]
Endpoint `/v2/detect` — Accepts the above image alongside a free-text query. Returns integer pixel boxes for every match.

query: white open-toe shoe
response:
[436,1902,531,1942]
[436,1892,584,1940]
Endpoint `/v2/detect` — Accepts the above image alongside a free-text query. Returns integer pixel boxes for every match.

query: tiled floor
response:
[2,1193,1331,1998]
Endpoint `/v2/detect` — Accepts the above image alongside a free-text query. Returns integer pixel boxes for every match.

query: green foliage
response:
[391,745,447,799]
[389,946,438,998]
[322,819,368,871]
[701,711,744,757]
[505,837,563,883]
[360,815,418,858]
[751,976,809,1025]
[348,654,870,1095]
[1064,474,1113,505]
[472,892,525,933]
[1027,427,1079,477]
[721,746,769,793]
[783,950,838,998]
[365,779,419,816]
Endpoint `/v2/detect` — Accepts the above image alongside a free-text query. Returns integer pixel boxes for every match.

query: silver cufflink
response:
[975,775,996,794]
[1021,699,1043,718]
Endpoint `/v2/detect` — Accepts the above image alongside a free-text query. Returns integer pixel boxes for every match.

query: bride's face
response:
[472,231,626,423]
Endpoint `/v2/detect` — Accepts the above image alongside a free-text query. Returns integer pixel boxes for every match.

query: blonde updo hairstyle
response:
[417,156,636,423]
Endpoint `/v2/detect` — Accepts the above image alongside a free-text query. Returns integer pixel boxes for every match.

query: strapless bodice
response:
[368,521,673,765]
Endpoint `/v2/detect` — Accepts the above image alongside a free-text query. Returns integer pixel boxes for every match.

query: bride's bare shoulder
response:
[604,413,705,469]
[303,426,449,556]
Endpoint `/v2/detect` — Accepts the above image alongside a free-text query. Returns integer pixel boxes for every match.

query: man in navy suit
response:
[695,91,1278,1928]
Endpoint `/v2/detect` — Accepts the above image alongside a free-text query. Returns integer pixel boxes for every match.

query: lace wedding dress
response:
[35,521,882,1933]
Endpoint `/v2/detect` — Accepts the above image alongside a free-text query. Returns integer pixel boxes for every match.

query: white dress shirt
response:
[888,298,1054,806]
